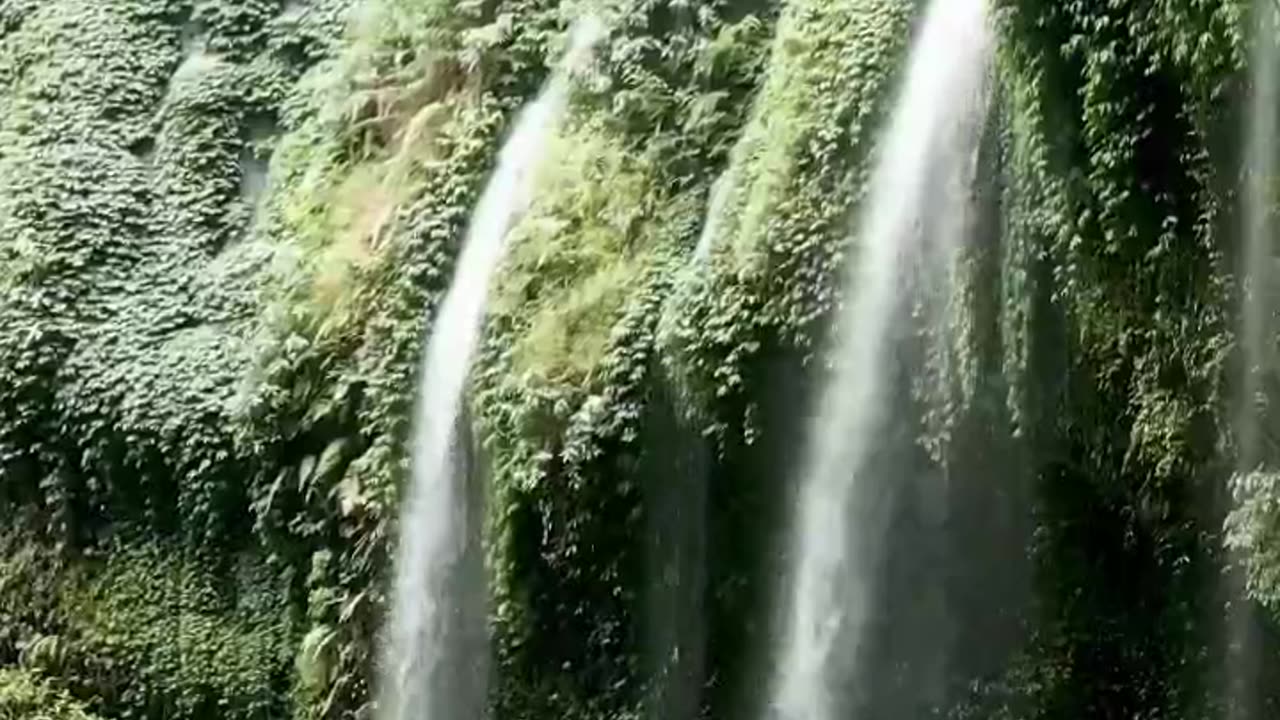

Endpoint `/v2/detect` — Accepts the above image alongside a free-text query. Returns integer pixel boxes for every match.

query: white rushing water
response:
[1241,0,1278,467]
[1229,2,1277,717]
[694,170,735,263]
[767,2,992,719]
[378,18,605,720]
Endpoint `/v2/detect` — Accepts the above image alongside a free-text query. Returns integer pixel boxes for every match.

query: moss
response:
[492,124,660,386]
[657,0,912,443]
[473,4,782,717]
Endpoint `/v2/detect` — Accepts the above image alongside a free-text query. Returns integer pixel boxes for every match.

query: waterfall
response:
[1241,0,1279,472]
[694,170,734,263]
[1228,2,1278,716]
[767,2,992,719]
[377,19,604,720]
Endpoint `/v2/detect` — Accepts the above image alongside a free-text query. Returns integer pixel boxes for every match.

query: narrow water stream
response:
[378,19,605,720]
[767,2,993,718]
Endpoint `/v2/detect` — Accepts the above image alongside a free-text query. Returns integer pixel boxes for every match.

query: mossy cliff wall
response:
[2,0,1278,718]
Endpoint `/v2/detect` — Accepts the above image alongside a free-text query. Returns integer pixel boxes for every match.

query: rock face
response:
[0,0,1276,719]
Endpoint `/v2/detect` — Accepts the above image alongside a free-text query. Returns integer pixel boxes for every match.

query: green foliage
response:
[1227,471,1280,608]
[0,668,101,720]
[0,0,353,547]
[0,538,289,719]
[472,2,785,716]
[980,0,1258,715]
[492,122,660,386]
[4,0,1280,718]
[661,0,912,442]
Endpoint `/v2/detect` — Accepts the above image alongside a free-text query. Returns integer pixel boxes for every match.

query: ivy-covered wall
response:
[4,0,1280,718]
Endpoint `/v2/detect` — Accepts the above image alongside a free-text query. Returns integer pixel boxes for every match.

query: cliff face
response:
[0,1,361,716]
[0,0,1275,719]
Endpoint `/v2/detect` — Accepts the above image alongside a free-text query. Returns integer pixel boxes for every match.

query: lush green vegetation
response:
[0,668,101,720]
[3,0,1280,717]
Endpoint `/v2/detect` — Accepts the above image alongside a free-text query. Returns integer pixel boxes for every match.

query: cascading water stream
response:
[378,19,604,720]
[767,2,992,719]
[1241,0,1278,469]
[694,170,734,264]
[1229,1,1278,716]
